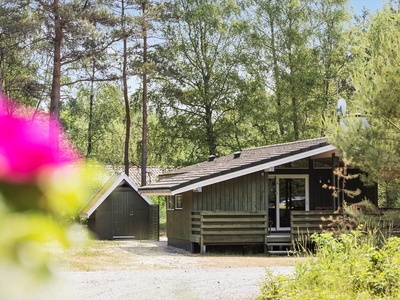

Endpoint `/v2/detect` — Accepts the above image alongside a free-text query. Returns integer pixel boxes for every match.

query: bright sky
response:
[350,0,385,15]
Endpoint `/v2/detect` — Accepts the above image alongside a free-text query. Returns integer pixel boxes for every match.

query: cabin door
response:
[112,191,135,238]
[268,175,309,231]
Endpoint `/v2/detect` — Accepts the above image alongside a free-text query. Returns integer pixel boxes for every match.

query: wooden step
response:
[268,250,291,255]
[267,242,292,247]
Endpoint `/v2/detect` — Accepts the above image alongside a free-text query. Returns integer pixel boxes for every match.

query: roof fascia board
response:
[139,190,174,196]
[170,145,336,195]
[82,175,124,218]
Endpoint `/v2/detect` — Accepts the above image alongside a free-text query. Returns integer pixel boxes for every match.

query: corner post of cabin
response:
[263,172,269,253]
[200,212,206,254]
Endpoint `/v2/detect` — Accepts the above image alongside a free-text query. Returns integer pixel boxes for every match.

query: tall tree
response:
[327,4,400,198]
[137,0,165,185]
[154,0,254,162]
[141,1,148,185]
[33,0,116,149]
[62,83,126,163]
[251,0,350,142]
[311,0,351,136]
[0,1,44,104]
[120,0,132,175]
[109,0,160,178]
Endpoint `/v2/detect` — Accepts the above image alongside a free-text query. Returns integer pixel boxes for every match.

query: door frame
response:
[269,174,309,231]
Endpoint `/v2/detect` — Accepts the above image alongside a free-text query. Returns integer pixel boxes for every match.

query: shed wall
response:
[88,187,158,240]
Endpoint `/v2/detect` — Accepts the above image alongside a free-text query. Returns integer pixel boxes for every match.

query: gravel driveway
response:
[32,238,298,300]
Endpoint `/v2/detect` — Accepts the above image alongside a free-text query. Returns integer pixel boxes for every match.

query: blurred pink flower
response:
[0,94,78,183]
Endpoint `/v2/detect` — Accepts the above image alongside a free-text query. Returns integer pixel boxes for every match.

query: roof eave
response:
[139,189,173,196]
[169,144,337,195]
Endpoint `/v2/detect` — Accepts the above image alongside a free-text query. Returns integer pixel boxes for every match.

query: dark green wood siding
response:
[88,186,158,240]
[308,168,377,208]
[193,171,268,212]
[167,191,193,241]
[165,157,378,247]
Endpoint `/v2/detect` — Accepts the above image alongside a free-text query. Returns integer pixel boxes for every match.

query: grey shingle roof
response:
[139,137,332,195]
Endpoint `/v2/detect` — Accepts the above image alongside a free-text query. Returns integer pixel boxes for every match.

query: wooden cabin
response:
[139,138,377,253]
[80,173,159,240]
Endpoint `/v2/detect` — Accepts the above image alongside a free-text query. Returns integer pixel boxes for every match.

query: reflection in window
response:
[175,195,183,209]
[167,196,175,210]
[313,158,332,169]
[276,158,309,169]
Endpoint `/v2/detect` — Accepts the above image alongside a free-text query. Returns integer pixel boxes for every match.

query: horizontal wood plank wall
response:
[193,172,266,212]
[291,210,344,243]
[190,211,268,251]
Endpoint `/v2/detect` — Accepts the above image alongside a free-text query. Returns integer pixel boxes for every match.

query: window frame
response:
[166,195,183,210]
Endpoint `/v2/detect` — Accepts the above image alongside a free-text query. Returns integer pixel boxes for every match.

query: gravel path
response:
[37,266,293,300]
[31,239,297,300]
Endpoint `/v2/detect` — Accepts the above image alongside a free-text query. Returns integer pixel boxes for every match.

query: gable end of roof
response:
[79,173,153,218]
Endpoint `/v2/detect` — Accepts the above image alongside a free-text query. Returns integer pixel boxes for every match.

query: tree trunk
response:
[292,96,299,140]
[49,0,61,152]
[141,1,148,187]
[205,105,216,155]
[122,0,130,176]
[87,60,96,157]
[0,68,3,94]
[270,15,285,136]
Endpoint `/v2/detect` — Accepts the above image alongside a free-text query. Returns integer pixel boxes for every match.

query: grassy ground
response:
[45,238,309,272]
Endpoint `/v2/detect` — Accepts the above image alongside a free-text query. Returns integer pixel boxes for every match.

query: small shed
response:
[80,173,159,240]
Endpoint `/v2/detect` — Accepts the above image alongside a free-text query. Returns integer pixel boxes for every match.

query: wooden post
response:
[200,212,205,254]
[200,235,204,254]
[264,173,269,253]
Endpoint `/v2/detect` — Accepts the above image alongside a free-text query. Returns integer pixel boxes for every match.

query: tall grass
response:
[259,204,400,299]
[259,232,400,299]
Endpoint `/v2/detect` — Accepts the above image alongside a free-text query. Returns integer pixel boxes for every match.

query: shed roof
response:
[79,173,153,218]
[138,138,337,195]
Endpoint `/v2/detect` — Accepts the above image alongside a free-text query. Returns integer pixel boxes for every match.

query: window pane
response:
[167,196,175,210]
[175,195,183,209]
[276,158,309,169]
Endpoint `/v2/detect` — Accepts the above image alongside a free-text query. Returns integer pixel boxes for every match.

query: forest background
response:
[1,0,400,206]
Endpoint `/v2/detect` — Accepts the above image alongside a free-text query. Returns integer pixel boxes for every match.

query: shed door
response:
[112,192,135,237]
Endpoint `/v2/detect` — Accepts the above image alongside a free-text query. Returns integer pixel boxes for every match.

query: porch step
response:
[268,250,292,255]
[268,242,292,247]
[266,234,293,255]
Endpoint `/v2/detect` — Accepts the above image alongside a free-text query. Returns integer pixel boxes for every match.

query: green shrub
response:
[258,231,400,299]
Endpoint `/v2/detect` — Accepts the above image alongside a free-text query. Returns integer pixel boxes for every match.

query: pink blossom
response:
[0,94,78,183]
